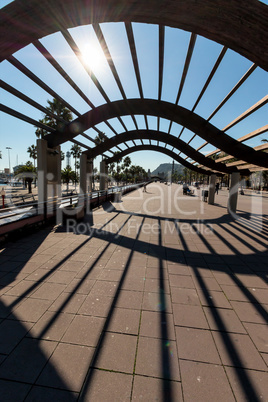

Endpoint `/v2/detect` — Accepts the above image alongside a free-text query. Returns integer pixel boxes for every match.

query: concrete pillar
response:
[37,139,61,216]
[228,172,240,214]
[88,159,93,192]
[37,139,47,216]
[208,174,216,205]
[80,154,87,196]
[99,161,107,191]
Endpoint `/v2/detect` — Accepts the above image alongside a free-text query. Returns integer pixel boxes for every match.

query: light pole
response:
[6,147,12,183]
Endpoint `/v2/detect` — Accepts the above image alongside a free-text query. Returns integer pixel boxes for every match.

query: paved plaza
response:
[0,183,267,401]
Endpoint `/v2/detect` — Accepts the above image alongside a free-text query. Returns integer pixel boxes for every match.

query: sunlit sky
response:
[1,0,268,173]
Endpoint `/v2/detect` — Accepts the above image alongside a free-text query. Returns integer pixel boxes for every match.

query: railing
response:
[0,183,145,235]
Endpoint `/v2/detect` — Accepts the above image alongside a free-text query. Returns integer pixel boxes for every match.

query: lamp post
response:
[6,147,12,184]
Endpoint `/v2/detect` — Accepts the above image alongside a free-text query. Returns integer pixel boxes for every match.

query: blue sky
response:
[1,0,268,173]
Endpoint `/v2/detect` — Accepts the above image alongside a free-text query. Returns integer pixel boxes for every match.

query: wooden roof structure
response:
[1,0,268,175]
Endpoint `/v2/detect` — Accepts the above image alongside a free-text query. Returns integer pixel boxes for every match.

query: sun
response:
[80,43,104,71]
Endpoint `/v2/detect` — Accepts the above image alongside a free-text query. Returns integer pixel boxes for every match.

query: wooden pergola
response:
[1,0,268,176]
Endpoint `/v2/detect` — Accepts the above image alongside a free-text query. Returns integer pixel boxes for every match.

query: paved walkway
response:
[0,183,267,401]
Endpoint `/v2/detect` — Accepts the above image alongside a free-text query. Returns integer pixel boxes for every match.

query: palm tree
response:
[95,132,108,161]
[70,144,82,188]
[27,145,37,168]
[15,161,36,193]
[61,166,75,193]
[35,98,73,139]
[122,156,131,183]
[95,131,108,145]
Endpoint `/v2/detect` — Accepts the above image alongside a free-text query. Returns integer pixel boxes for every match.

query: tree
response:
[35,98,73,139]
[95,132,108,145]
[61,151,65,161]
[27,144,37,168]
[61,166,75,193]
[15,161,36,193]
[70,144,82,188]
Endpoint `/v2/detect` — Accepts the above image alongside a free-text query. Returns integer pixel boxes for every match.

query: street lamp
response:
[6,147,12,183]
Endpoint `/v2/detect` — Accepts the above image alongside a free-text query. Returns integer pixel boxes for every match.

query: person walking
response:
[143,183,147,192]
[215,182,219,195]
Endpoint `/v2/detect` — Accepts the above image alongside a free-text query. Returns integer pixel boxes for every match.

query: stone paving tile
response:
[0,338,57,383]
[0,271,28,287]
[64,278,96,295]
[94,332,137,373]
[13,261,39,274]
[142,291,172,313]
[176,326,221,364]
[37,343,94,392]
[235,274,267,289]
[203,307,247,334]
[28,311,74,341]
[167,263,191,276]
[135,336,180,380]
[140,310,175,340]
[220,284,267,304]
[0,379,31,401]
[59,260,85,272]
[173,304,209,329]
[0,319,33,354]
[115,289,143,310]
[46,270,77,285]
[170,287,200,306]
[5,280,40,298]
[75,264,103,280]
[90,280,118,297]
[98,268,123,282]
[62,315,104,347]
[25,386,78,402]
[80,369,133,401]
[243,322,268,353]
[212,331,267,370]
[144,278,170,293]
[25,268,52,282]
[13,298,53,322]
[261,353,268,366]
[30,282,66,301]
[169,274,195,289]
[197,289,231,309]
[106,307,140,335]
[212,270,237,286]
[78,293,113,317]
[225,366,268,402]
[48,292,86,314]
[192,276,221,291]
[230,300,268,325]
[132,374,183,401]
[120,276,145,292]
[180,360,235,402]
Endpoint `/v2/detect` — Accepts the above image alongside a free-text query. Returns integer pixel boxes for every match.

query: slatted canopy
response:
[1,0,268,175]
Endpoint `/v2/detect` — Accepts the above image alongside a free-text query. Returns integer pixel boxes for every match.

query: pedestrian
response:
[143,183,147,192]
[1,187,6,208]
[215,182,219,195]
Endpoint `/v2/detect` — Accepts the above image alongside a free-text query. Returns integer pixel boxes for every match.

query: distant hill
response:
[151,163,184,176]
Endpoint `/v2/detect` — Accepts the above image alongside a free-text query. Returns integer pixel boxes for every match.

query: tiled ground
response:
[0,183,267,401]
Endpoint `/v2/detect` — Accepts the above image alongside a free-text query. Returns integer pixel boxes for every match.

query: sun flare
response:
[80,43,104,71]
